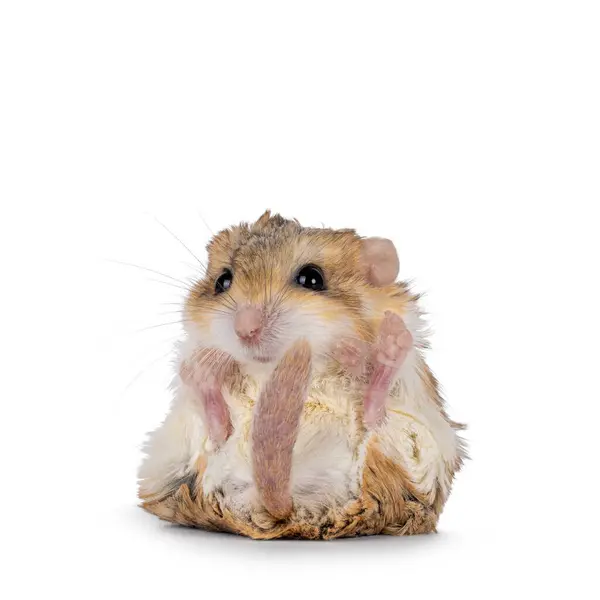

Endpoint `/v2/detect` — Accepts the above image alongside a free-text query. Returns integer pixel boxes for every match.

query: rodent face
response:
[184,211,372,369]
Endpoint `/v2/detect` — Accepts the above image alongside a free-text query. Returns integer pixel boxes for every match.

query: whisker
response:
[120,347,177,399]
[187,306,233,318]
[198,211,215,236]
[219,293,238,312]
[146,278,194,293]
[132,319,193,333]
[105,259,193,287]
[155,309,192,318]
[154,216,208,273]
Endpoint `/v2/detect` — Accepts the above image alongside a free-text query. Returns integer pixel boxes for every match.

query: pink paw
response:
[364,312,413,428]
[373,311,413,368]
[332,337,370,377]
[180,349,234,447]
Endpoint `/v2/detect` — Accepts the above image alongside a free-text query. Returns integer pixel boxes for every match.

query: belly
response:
[139,373,461,539]
[202,388,364,517]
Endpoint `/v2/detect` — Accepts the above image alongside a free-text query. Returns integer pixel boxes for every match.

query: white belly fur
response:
[138,349,461,515]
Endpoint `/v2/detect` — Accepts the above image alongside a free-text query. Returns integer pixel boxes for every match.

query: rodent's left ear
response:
[361,237,399,286]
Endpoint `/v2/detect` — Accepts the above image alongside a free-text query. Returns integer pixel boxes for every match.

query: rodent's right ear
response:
[361,237,399,286]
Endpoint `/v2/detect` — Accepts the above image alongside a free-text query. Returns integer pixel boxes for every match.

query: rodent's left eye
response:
[295,264,326,292]
[215,269,233,294]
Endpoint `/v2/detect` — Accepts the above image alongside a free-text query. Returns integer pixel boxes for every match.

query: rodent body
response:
[138,211,466,538]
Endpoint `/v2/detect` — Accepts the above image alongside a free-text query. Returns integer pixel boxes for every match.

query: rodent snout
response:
[234,305,264,345]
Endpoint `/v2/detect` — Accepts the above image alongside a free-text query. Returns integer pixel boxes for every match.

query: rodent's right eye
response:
[215,269,233,294]
[295,264,326,292]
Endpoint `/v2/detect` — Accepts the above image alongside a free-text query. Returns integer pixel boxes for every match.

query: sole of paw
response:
[363,312,413,428]
[332,337,370,377]
[374,311,413,367]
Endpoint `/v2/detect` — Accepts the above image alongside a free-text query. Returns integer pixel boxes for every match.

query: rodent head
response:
[184,210,399,370]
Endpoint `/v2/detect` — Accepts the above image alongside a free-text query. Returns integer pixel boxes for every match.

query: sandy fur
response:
[139,304,466,536]
[138,211,466,538]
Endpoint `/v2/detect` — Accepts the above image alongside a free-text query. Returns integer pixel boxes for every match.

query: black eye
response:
[295,264,326,291]
[215,269,233,294]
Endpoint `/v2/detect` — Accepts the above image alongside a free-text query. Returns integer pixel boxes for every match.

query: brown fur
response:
[141,439,440,539]
[184,210,382,347]
[140,211,466,539]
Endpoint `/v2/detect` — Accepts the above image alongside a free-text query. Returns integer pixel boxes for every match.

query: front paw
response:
[373,311,413,368]
[363,312,413,428]
[331,337,371,377]
[180,348,233,386]
[180,349,235,447]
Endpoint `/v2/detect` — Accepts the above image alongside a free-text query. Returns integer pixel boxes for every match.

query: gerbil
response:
[138,211,466,538]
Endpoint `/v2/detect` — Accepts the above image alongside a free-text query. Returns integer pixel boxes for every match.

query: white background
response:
[1,2,599,598]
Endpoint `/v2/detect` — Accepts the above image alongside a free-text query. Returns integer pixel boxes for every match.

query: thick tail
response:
[251,339,312,520]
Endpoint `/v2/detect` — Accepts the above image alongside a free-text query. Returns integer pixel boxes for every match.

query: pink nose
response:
[234,306,263,343]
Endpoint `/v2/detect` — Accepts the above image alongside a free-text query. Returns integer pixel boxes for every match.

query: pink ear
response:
[361,237,399,286]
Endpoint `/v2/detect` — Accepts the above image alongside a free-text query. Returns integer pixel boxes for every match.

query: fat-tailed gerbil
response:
[138,210,466,539]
